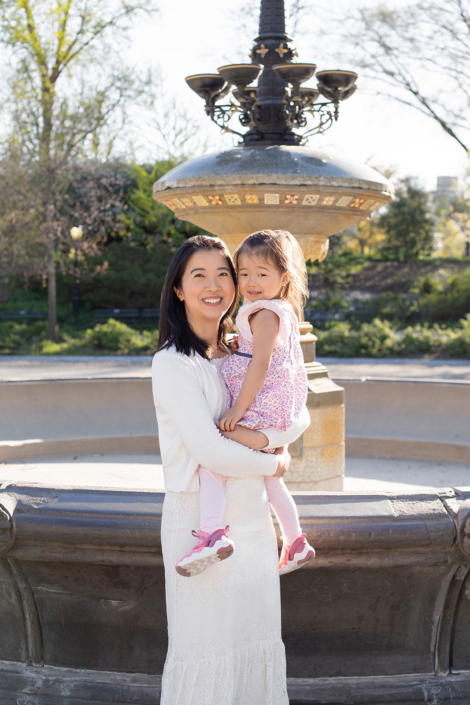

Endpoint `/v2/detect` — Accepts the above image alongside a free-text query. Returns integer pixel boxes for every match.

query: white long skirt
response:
[160,475,289,705]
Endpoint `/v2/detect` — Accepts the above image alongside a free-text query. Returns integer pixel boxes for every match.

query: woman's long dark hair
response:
[157,235,238,359]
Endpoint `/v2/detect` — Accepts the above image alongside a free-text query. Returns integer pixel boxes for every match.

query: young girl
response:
[176,230,315,578]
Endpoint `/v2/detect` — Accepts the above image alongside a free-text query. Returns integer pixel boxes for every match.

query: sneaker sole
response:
[176,547,234,578]
[279,549,315,576]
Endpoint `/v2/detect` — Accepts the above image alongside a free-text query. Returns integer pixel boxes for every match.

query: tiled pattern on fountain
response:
[164,193,382,212]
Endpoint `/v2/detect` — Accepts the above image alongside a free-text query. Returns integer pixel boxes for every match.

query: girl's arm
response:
[218,308,279,432]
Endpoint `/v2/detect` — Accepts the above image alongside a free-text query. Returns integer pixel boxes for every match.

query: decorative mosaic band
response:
[161,193,382,212]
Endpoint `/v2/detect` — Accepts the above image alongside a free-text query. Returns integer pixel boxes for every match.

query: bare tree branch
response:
[330,0,470,155]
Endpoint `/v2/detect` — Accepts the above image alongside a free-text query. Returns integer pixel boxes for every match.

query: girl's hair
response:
[233,230,308,320]
[157,235,238,359]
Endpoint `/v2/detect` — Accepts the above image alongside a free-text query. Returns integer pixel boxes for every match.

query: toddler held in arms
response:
[176,230,315,578]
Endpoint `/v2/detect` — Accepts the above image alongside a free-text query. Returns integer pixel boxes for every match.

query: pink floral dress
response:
[220,299,308,432]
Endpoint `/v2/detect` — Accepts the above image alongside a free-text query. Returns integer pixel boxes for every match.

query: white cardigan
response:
[151,346,310,493]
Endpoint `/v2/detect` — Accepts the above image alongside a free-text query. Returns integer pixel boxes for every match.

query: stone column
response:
[287,322,345,491]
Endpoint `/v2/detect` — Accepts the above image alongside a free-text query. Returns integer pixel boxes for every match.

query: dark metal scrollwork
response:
[207,93,339,142]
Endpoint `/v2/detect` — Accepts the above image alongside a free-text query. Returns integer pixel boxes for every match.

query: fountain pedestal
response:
[287,321,345,491]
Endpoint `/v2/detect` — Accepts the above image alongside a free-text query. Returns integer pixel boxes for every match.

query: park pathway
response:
[1,355,470,382]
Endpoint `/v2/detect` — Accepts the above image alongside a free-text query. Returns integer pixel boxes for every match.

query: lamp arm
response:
[209,105,245,138]
[297,107,335,140]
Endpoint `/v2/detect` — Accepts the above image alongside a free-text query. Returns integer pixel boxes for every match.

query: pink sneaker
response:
[176,526,235,577]
[279,533,315,576]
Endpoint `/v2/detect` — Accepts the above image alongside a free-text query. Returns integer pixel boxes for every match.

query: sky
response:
[126,0,469,191]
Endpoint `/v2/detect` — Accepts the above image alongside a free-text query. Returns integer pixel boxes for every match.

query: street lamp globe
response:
[70,226,83,241]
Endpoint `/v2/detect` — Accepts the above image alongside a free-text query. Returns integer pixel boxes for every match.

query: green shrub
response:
[357,319,397,356]
[417,269,470,322]
[0,321,47,353]
[0,318,158,355]
[446,315,470,356]
[315,319,397,357]
[314,317,470,358]
[2,315,469,358]
[83,318,158,353]
[399,324,442,355]
[314,322,361,357]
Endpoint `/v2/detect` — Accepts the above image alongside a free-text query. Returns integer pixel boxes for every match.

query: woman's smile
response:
[202,296,224,306]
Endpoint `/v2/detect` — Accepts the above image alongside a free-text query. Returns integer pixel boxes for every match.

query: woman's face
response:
[175,248,236,328]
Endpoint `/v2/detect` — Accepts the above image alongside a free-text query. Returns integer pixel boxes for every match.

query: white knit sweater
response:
[151,345,310,493]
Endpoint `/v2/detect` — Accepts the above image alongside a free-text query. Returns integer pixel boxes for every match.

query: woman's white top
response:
[208,353,229,414]
[152,345,310,493]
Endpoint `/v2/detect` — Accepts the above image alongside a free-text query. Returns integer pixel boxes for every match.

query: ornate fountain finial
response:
[185,0,358,144]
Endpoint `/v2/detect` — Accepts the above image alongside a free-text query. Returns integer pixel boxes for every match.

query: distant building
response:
[435,176,459,207]
[434,177,469,256]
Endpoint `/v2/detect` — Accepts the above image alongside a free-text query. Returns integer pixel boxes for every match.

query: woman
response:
[152,235,310,705]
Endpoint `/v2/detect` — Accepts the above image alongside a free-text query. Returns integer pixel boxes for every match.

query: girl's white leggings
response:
[199,466,302,548]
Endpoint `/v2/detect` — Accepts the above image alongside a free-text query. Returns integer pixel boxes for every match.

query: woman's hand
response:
[218,404,246,432]
[271,445,290,478]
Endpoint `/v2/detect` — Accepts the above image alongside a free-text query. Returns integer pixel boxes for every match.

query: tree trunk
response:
[46,201,58,342]
[0,276,11,304]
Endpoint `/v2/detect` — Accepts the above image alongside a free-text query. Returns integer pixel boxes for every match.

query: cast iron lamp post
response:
[186,0,357,144]
[70,226,83,319]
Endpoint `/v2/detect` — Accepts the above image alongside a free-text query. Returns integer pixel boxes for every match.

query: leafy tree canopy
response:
[379,178,436,260]
[122,160,207,248]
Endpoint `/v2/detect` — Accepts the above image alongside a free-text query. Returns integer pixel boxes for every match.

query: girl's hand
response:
[228,335,239,352]
[217,405,246,432]
[272,446,290,478]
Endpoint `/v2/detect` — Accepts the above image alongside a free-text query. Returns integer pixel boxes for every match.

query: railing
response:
[93,308,160,322]
[0,310,46,321]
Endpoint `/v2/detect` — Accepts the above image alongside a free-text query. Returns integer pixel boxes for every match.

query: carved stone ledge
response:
[0,498,15,557]
[457,501,470,561]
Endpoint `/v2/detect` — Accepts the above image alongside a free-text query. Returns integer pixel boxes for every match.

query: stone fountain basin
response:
[153,144,394,260]
[1,368,468,468]
[1,481,470,705]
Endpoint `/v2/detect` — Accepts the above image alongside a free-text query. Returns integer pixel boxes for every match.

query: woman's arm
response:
[152,351,278,478]
[218,309,279,432]
[219,404,311,451]
[261,404,311,448]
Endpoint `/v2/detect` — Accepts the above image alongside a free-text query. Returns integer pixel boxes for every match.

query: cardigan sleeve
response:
[261,405,311,449]
[152,351,278,478]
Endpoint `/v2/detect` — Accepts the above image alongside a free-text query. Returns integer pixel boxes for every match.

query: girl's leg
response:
[199,466,227,534]
[176,467,234,577]
[264,475,302,547]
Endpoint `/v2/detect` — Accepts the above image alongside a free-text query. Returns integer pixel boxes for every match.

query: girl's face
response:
[174,249,236,328]
[237,251,289,303]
